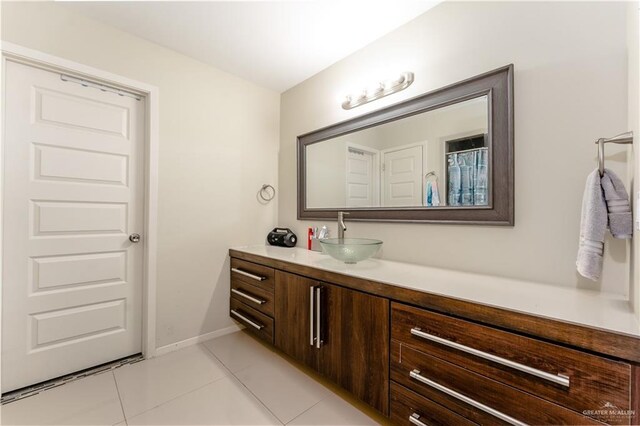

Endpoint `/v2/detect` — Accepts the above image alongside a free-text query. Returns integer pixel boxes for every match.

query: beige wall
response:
[280,1,633,295]
[1,2,280,348]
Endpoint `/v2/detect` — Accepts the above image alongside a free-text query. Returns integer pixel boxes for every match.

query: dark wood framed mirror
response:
[297,64,514,225]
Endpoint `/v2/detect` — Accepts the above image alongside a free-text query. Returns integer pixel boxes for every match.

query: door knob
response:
[129,233,141,243]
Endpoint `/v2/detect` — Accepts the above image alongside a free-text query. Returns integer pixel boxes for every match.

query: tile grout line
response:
[202,339,342,424]
[122,375,230,422]
[278,373,348,425]
[113,339,374,426]
[137,380,228,421]
[201,340,378,426]
[111,371,128,426]
[216,345,340,423]
[200,342,285,425]
[226,369,286,425]
[285,394,382,426]
[115,345,232,422]
[283,398,324,425]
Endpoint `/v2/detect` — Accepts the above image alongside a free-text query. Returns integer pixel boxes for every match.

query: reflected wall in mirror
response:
[297,65,514,225]
[306,96,489,209]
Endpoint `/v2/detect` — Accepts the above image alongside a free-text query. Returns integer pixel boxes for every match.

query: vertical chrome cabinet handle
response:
[230,310,264,330]
[309,286,316,346]
[409,370,527,426]
[315,287,322,349]
[231,268,266,282]
[409,413,428,426]
[410,327,569,388]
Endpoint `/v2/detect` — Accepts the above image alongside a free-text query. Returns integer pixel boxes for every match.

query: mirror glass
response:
[305,95,489,209]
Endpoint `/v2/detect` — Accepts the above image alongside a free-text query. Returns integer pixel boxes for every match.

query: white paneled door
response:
[345,146,378,207]
[2,60,144,392]
[382,145,424,207]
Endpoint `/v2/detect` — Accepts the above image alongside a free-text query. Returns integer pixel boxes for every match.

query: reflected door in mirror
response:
[305,95,489,209]
[346,145,379,207]
[382,144,423,207]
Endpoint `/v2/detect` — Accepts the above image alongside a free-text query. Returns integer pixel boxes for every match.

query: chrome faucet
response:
[338,211,349,240]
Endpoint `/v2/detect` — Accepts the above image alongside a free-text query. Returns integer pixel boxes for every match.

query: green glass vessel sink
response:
[319,238,383,264]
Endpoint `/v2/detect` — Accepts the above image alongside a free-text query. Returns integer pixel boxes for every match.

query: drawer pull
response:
[409,369,527,426]
[232,268,266,282]
[315,286,323,349]
[409,413,428,426]
[230,309,264,330]
[410,327,570,388]
[231,288,266,305]
[310,286,316,346]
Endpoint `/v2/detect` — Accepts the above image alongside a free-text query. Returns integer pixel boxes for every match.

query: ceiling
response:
[63,1,440,92]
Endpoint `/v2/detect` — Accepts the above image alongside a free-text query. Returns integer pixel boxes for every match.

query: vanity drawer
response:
[390,381,477,426]
[231,258,275,293]
[231,279,274,317]
[391,342,602,425]
[230,298,274,344]
[392,302,632,422]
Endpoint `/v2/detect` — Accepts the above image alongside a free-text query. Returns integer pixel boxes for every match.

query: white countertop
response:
[231,245,640,338]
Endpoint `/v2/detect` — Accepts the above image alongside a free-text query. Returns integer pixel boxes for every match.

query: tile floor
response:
[0,331,387,425]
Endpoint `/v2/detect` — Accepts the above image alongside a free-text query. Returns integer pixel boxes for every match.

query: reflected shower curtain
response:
[446,148,488,206]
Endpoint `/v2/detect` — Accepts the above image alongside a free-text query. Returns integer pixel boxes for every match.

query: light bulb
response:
[385,74,406,89]
[352,90,367,102]
[365,82,384,98]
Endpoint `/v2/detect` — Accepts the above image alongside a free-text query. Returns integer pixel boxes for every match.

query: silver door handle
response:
[409,413,428,426]
[129,233,141,243]
[231,288,265,305]
[409,369,527,426]
[231,268,266,281]
[310,286,316,346]
[410,327,570,388]
[315,287,322,349]
[230,309,264,330]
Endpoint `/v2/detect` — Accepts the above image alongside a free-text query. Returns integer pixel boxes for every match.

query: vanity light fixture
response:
[342,72,414,110]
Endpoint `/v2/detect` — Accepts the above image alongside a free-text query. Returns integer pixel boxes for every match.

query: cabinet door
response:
[274,271,318,369]
[318,283,390,415]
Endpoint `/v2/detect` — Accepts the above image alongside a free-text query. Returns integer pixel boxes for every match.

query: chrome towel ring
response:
[259,184,276,202]
[595,131,633,177]
[597,138,605,177]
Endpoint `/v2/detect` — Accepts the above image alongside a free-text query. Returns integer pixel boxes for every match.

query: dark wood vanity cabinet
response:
[274,270,390,415]
[390,302,638,426]
[229,250,640,426]
[229,258,276,344]
[273,271,317,368]
[392,303,633,421]
[317,280,390,414]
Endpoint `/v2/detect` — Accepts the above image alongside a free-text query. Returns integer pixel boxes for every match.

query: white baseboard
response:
[154,324,244,357]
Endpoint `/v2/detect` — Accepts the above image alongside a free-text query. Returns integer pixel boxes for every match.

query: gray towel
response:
[577,170,607,281]
[601,169,633,239]
[577,169,633,281]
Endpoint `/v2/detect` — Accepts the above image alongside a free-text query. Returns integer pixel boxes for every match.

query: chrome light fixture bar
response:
[342,72,414,110]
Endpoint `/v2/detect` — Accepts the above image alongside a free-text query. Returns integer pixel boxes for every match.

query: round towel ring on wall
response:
[259,184,276,202]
